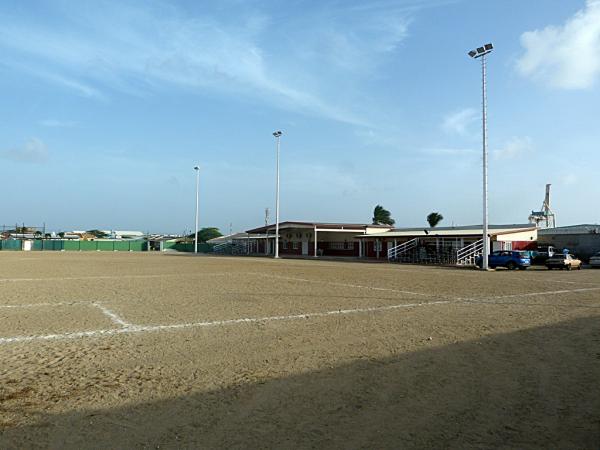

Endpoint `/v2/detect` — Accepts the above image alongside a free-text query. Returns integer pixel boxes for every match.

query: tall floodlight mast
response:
[272,131,282,259]
[468,43,493,270]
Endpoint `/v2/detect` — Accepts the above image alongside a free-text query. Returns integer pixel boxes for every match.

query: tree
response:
[188,227,223,243]
[372,205,395,226]
[427,212,444,228]
[58,232,65,238]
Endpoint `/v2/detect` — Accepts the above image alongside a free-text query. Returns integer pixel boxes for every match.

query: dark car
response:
[590,252,600,268]
[476,250,531,270]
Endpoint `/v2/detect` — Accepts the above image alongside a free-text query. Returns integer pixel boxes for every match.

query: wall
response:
[496,229,537,243]
[538,233,600,260]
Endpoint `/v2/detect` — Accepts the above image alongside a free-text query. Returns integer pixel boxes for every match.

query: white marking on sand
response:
[0,301,85,309]
[250,273,432,297]
[1,286,599,345]
[464,286,600,302]
[92,303,131,328]
[0,299,450,344]
[0,273,232,283]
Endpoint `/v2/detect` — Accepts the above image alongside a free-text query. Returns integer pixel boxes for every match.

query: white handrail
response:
[387,238,419,260]
[456,239,484,265]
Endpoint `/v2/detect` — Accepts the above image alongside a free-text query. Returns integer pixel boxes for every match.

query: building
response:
[241,222,394,257]
[538,224,600,260]
[237,221,538,265]
[358,224,538,264]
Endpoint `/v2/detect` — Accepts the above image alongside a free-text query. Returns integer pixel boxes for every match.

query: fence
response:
[0,239,148,252]
[0,239,217,253]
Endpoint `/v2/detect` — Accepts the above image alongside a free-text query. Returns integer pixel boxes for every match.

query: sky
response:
[1,0,599,234]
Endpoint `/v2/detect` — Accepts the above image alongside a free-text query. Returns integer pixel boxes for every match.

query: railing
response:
[456,239,484,266]
[212,242,232,254]
[231,240,248,255]
[387,238,419,261]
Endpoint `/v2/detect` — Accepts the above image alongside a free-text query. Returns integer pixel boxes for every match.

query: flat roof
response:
[246,221,392,234]
[538,224,600,235]
[357,224,537,238]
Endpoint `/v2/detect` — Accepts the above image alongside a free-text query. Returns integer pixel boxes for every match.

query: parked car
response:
[475,250,531,270]
[545,254,582,270]
[526,250,550,265]
[589,252,600,268]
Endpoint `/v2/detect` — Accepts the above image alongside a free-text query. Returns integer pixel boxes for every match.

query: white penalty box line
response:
[1,286,600,345]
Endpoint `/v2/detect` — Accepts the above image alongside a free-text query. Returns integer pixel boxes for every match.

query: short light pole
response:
[272,131,282,258]
[194,165,200,254]
[468,43,493,270]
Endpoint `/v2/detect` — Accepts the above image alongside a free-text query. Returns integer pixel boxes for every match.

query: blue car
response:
[475,250,531,270]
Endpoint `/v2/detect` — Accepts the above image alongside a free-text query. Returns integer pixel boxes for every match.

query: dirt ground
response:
[0,252,598,449]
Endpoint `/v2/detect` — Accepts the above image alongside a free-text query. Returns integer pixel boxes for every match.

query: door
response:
[302,240,309,255]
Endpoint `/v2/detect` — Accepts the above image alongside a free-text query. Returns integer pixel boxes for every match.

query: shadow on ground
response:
[1,316,599,449]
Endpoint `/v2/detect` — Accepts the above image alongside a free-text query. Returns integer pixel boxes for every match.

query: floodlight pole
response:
[273,131,282,258]
[469,43,493,270]
[481,52,489,269]
[194,166,200,254]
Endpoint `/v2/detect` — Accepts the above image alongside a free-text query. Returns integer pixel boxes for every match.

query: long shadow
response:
[1,316,599,449]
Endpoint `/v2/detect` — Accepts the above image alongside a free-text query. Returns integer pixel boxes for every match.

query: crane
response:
[529,183,556,228]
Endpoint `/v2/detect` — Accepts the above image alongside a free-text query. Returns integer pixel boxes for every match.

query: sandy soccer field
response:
[0,252,599,449]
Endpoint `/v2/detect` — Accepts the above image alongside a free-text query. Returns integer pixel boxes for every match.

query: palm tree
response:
[427,212,444,228]
[372,205,395,226]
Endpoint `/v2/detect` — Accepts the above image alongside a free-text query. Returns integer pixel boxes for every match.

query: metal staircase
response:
[387,238,419,261]
[212,240,249,255]
[456,239,483,266]
[212,242,232,254]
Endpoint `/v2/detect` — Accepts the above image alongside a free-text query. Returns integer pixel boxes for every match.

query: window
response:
[293,241,299,250]
[282,241,288,250]
[375,241,382,251]
[329,242,345,250]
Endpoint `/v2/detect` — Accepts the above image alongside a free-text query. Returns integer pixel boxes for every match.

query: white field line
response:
[249,273,433,297]
[525,278,600,286]
[0,300,452,344]
[91,303,131,328]
[461,286,600,302]
[0,301,86,309]
[0,273,233,283]
[1,286,599,345]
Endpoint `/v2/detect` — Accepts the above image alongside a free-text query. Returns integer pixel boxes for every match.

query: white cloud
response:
[421,147,476,156]
[493,136,533,160]
[560,173,578,186]
[1,138,49,163]
[516,0,600,89]
[442,108,478,136]
[40,119,77,128]
[0,1,426,126]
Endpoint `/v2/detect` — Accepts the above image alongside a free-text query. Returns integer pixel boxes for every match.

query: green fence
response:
[0,239,212,252]
[0,239,148,251]
[0,240,23,250]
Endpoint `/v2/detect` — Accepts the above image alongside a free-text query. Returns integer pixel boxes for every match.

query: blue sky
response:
[1,0,599,233]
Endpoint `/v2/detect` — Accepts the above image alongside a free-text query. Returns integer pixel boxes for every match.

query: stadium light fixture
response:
[194,165,200,254]
[272,131,282,258]
[468,42,493,270]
